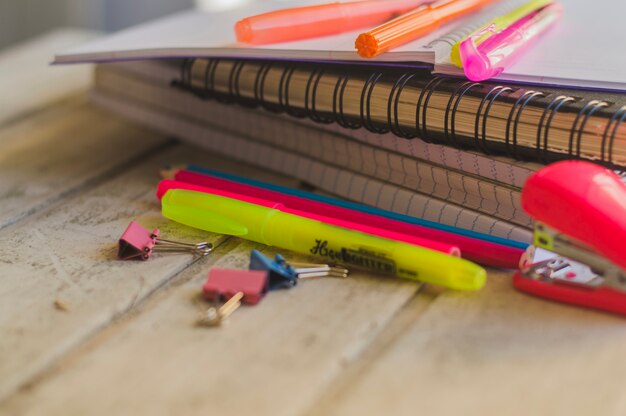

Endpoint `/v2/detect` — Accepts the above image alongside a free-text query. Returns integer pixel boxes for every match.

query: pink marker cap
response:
[460,3,563,82]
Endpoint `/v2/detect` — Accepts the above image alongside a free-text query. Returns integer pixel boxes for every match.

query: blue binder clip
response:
[249,250,350,290]
[249,250,299,290]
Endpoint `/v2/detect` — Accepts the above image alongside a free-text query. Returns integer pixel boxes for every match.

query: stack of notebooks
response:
[55,0,626,247]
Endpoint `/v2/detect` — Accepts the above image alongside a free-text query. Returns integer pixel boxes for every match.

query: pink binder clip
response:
[118,220,212,260]
[202,268,269,305]
[514,161,626,316]
[459,2,562,82]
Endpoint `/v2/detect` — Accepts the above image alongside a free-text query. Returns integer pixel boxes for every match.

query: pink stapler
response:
[515,161,626,315]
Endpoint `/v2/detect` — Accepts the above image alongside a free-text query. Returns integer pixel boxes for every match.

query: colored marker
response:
[356,0,496,58]
[162,189,487,291]
[449,0,553,67]
[459,2,562,81]
[157,179,461,256]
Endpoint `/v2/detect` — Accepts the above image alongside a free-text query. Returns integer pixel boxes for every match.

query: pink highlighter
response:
[157,179,460,257]
[158,170,526,268]
[459,2,563,82]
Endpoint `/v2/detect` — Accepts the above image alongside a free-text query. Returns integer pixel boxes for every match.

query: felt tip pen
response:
[355,0,496,58]
[161,189,487,291]
[157,179,462,256]
[235,0,428,45]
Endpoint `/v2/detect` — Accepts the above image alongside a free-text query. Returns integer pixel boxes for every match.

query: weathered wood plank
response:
[304,275,626,416]
[0,98,168,230]
[0,138,305,402]
[1,239,420,416]
[0,29,96,127]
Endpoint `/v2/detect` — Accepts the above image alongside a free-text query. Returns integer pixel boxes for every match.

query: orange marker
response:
[356,0,496,58]
[235,0,430,45]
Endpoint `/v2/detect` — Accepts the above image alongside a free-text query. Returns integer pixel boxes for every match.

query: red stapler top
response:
[522,161,626,270]
[516,161,626,316]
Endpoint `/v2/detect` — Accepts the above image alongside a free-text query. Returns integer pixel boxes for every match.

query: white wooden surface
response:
[2,31,626,416]
[0,29,97,125]
[0,98,168,230]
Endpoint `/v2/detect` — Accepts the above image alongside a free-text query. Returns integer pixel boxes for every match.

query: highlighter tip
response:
[448,261,487,291]
[471,267,487,290]
[465,265,487,291]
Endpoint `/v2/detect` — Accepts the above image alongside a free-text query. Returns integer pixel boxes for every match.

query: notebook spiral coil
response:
[173,58,626,169]
[333,73,361,130]
[505,91,543,160]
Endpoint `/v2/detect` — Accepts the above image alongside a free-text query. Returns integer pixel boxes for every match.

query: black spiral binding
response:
[505,91,544,160]
[537,95,576,162]
[278,65,296,114]
[602,105,626,167]
[230,61,257,108]
[475,85,513,154]
[201,59,219,100]
[253,62,268,103]
[445,81,481,148]
[173,58,626,168]
[255,63,278,113]
[282,66,306,118]
[179,58,193,91]
[172,58,197,96]
[212,60,237,104]
[332,73,361,129]
[416,76,445,143]
[569,100,609,159]
[306,69,334,124]
[387,72,417,139]
[360,72,389,134]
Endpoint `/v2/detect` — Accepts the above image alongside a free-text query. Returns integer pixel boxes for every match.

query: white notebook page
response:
[54,1,467,65]
[435,0,626,91]
[53,0,523,65]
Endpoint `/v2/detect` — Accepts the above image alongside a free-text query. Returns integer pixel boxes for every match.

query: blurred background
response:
[0,0,265,51]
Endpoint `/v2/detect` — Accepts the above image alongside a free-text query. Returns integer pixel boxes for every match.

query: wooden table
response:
[2,31,626,416]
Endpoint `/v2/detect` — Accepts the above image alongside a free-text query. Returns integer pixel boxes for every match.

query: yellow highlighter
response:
[161,189,486,291]
[450,0,553,68]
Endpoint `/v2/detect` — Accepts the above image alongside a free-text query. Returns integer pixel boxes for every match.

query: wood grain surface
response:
[3,30,626,416]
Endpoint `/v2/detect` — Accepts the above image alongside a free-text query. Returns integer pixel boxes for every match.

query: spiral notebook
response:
[105,59,542,192]
[90,83,533,243]
[173,58,626,168]
[92,61,533,229]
